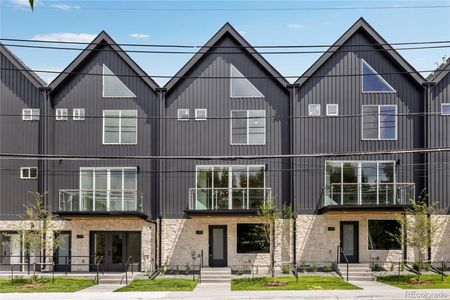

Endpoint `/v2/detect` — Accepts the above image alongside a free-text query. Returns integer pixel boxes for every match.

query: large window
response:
[103,110,137,144]
[362,105,397,140]
[361,59,396,93]
[194,165,265,210]
[102,64,136,98]
[79,167,137,211]
[325,161,397,205]
[368,220,401,250]
[230,64,264,98]
[231,110,266,145]
[237,224,269,253]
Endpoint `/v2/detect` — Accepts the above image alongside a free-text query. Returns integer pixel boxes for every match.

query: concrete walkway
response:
[78,283,122,293]
[349,279,403,291]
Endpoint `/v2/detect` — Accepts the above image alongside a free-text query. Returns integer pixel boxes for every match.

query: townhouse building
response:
[0,18,449,274]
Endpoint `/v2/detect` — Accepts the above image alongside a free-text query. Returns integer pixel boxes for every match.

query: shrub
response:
[185,263,191,275]
[423,262,430,272]
[390,263,394,271]
[400,262,405,272]
[301,261,307,273]
[236,267,244,276]
[413,261,421,272]
[282,265,290,274]
[323,265,332,272]
[311,264,318,272]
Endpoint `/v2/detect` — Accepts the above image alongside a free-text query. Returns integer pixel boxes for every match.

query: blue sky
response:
[1,0,450,85]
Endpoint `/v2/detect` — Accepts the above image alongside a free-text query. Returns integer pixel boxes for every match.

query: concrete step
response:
[347,276,374,281]
[201,278,231,283]
[201,274,232,278]
[338,263,369,268]
[345,271,372,276]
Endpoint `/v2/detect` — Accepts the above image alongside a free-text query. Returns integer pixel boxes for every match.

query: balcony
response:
[187,188,271,215]
[57,189,144,217]
[322,183,415,211]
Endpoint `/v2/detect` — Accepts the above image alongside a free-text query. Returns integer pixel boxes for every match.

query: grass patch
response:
[115,278,198,292]
[231,276,360,291]
[0,277,95,293]
[378,274,450,289]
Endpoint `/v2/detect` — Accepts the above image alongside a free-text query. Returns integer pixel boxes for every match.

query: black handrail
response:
[337,245,349,281]
[199,250,203,284]
[95,256,104,285]
[122,256,134,285]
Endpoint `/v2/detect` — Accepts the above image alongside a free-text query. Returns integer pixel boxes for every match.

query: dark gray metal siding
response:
[0,50,43,218]
[292,30,424,212]
[48,44,159,218]
[161,34,290,217]
[428,73,450,212]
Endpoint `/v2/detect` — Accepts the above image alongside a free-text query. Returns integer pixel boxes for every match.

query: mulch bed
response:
[406,279,435,286]
[263,281,288,287]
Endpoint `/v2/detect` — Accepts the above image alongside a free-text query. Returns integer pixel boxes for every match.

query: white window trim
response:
[177,108,190,121]
[308,104,321,116]
[102,110,138,145]
[56,108,68,121]
[326,104,339,116]
[361,59,397,94]
[441,103,450,115]
[195,109,207,121]
[195,165,266,210]
[20,167,38,180]
[73,108,85,121]
[230,110,266,146]
[22,109,40,121]
[361,105,398,141]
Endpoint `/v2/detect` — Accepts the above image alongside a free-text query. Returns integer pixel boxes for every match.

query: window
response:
[361,59,396,93]
[103,110,137,144]
[441,103,450,115]
[20,167,38,179]
[231,110,265,145]
[22,109,40,121]
[362,105,397,140]
[325,161,397,205]
[102,64,136,98]
[56,108,68,121]
[237,224,269,253]
[195,165,265,210]
[0,233,21,264]
[368,220,401,250]
[326,104,339,116]
[177,109,190,121]
[308,104,321,116]
[195,109,207,121]
[79,167,137,211]
[73,108,85,120]
[230,64,264,98]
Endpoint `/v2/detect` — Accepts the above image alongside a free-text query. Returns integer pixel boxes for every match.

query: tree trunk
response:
[271,221,275,281]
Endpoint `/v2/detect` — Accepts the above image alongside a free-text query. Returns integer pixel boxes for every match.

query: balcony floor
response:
[319,204,410,214]
[184,209,259,216]
[54,211,148,219]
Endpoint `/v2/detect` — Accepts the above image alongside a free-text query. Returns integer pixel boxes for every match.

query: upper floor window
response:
[103,110,137,144]
[326,104,339,116]
[308,104,321,116]
[230,64,264,98]
[361,59,396,93]
[441,103,450,115]
[362,105,397,140]
[102,64,136,98]
[56,108,68,121]
[231,110,265,145]
[177,109,190,121]
[20,167,38,179]
[195,109,207,121]
[22,109,40,121]
[73,108,85,121]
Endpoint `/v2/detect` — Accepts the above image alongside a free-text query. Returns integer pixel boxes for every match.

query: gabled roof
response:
[164,22,289,91]
[49,31,159,91]
[426,57,450,83]
[294,17,425,87]
[0,43,47,89]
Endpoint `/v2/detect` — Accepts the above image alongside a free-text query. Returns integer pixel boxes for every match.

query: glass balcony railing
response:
[58,189,143,212]
[188,188,271,210]
[323,183,415,207]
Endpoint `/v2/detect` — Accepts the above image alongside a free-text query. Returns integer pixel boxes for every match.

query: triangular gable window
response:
[230,64,264,98]
[361,59,396,93]
[102,64,136,98]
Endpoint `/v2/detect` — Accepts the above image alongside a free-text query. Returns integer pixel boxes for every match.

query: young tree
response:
[257,196,292,281]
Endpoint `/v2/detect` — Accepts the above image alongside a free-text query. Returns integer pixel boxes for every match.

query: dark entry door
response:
[208,225,227,267]
[54,231,71,272]
[340,222,359,263]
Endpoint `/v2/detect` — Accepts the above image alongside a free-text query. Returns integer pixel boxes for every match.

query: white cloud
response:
[129,33,149,39]
[288,24,305,30]
[49,3,81,11]
[10,0,32,8]
[32,33,96,43]
[34,66,64,84]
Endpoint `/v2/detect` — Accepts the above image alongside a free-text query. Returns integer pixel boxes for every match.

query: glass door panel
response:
[109,170,123,211]
[80,170,94,211]
[196,167,212,210]
[213,167,229,209]
[231,166,247,209]
[94,170,108,211]
[342,162,358,204]
[248,166,264,208]
[110,233,124,265]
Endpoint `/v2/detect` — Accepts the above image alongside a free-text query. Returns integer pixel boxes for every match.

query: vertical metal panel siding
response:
[293,30,424,212]
[48,44,159,217]
[0,51,42,218]
[429,73,450,212]
[162,35,290,217]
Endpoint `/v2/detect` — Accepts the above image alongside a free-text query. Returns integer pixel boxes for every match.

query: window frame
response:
[361,59,397,94]
[229,64,265,99]
[20,167,38,180]
[368,220,402,250]
[56,108,68,121]
[102,64,136,98]
[361,105,398,141]
[326,104,339,116]
[102,110,138,145]
[308,104,321,116]
[441,103,450,115]
[195,109,207,121]
[73,108,85,121]
[177,108,190,121]
[230,110,266,145]
[236,223,270,254]
[22,109,40,121]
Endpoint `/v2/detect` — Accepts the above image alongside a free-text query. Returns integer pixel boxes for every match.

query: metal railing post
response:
[52,261,55,284]
[398,259,401,283]
[11,264,13,285]
[27,254,30,275]
[65,256,68,276]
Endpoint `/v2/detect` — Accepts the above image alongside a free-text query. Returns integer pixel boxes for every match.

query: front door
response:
[54,231,71,272]
[208,225,227,267]
[340,221,359,263]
